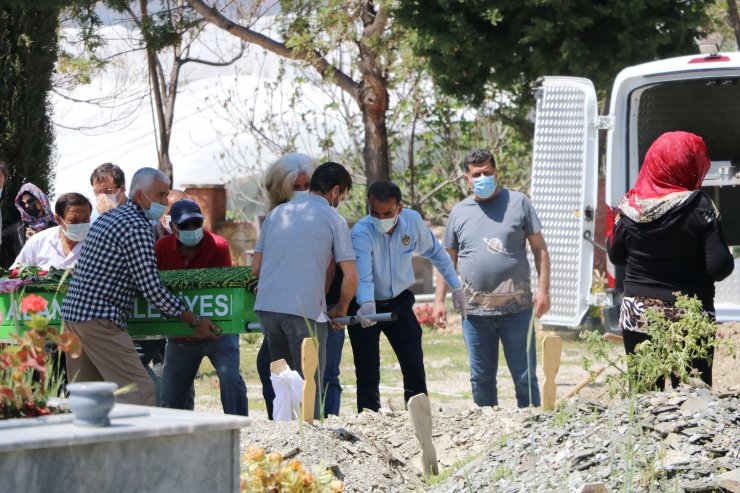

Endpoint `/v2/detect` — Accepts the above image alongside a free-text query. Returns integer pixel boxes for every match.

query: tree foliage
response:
[394,0,712,107]
[0,2,61,247]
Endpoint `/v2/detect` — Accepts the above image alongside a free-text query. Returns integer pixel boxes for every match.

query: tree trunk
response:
[139,0,173,184]
[358,1,390,185]
[359,82,390,184]
[728,0,740,49]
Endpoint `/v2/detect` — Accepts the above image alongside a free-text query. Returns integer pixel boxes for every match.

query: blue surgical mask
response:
[371,208,399,234]
[472,175,496,199]
[291,190,309,201]
[178,227,203,246]
[61,220,90,242]
[143,193,167,221]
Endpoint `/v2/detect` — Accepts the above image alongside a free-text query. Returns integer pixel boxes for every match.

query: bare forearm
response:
[535,249,550,293]
[434,271,448,304]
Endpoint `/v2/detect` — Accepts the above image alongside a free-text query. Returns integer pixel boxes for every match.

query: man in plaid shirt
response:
[62,167,221,406]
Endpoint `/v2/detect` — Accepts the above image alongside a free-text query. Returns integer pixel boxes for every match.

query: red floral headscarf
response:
[618,131,711,223]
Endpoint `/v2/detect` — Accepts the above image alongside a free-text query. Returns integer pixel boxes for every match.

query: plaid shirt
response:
[61,200,185,329]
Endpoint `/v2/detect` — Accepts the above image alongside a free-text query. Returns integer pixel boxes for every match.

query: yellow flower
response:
[246,446,266,462]
[288,459,303,472]
[301,472,314,486]
[269,452,283,463]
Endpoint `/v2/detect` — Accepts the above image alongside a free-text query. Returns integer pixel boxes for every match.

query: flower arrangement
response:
[414,303,436,330]
[0,294,80,419]
[240,446,343,493]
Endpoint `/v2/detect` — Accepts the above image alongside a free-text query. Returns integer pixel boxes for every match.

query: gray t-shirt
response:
[254,194,355,321]
[444,189,541,316]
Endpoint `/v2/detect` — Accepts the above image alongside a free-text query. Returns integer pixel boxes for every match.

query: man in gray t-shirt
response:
[434,149,551,408]
[252,162,358,418]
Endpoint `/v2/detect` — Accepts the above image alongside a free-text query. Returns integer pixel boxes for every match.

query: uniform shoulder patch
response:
[402,234,411,246]
[703,207,717,223]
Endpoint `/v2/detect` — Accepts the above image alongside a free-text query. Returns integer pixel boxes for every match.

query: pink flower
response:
[20,294,48,314]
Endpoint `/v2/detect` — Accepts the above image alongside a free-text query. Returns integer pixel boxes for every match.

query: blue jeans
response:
[462,310,540,408]
[323,328,345,416]
[135,339,166,405]
[162,335,248,416]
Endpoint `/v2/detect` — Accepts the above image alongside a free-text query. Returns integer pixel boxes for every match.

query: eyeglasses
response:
[20,198,38,208]
[177,218,203,230]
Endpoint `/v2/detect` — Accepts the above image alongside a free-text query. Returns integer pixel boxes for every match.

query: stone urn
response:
[66,382,118,427]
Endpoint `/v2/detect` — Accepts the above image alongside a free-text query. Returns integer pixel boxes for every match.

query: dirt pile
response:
[428,386,740,492]
[240,384,740,492]
[239,405,536,492]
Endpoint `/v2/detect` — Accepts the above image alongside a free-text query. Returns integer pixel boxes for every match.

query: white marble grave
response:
[0,403,250,493]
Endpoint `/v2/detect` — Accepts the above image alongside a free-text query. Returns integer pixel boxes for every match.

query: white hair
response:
[128,167,170,199]
[263,153,318,211]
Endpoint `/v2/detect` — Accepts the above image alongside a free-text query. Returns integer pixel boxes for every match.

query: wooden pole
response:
[301,338,318,424]
[408,393,438,476]
[560,365,606,403]
[542,335,563,410]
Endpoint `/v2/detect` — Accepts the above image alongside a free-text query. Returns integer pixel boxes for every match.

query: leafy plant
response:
[0,294,81,419]
[240,446,343,493]
[587,269,607,320]
[581,293,736,396]
[627,294,733,393]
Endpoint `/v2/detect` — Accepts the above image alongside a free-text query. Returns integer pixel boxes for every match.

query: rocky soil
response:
[236,324,740,492]
[239,385,740,492]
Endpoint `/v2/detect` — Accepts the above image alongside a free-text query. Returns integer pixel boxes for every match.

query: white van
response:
[530,51,740,329]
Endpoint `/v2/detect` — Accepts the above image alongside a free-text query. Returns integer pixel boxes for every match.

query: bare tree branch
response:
[183,0,359,100]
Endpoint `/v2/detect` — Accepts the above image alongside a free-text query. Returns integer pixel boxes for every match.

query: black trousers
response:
[622,329,714,388]
[347,289,427,412]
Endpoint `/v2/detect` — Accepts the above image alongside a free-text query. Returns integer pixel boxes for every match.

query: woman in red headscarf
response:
[608,131,734,388]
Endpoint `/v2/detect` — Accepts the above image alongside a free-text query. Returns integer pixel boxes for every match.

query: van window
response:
[631,77,740,165]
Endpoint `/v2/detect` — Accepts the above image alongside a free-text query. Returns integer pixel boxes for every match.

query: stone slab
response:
[0,403,250,493]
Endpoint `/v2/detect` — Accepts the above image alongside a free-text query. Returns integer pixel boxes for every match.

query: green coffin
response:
[0,267,259,340]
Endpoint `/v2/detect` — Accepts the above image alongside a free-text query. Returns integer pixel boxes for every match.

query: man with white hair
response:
[62,167,222,406]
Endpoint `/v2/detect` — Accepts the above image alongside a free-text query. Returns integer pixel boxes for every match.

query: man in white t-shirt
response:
[12,193,92,270]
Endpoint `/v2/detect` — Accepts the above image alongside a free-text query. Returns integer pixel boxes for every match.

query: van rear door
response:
[530,77,600,327]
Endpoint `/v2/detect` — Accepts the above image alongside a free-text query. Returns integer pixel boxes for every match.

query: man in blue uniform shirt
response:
[348,181,466,412]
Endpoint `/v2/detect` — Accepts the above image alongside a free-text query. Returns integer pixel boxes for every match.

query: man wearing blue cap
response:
[62,168,220,406]
[155,199,248,415]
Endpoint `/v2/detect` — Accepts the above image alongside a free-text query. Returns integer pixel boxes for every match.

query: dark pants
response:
[257,337,275,420]
[622,329,714,388]
[347,290,427,413]
[136,339,170,407]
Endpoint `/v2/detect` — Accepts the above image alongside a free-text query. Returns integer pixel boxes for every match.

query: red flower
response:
[20,294,48,314]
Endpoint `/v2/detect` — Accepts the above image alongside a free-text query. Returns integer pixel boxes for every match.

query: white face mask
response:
[291,190,309,201]
[95,188,124,213]
[61,219,90,242]
[162,215,173,234]
[370,207,399,234]
[178,227,203,246]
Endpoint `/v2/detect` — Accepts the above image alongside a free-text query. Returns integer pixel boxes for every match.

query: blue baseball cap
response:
[170,199,205,226]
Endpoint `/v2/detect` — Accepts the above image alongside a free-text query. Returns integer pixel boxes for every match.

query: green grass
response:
[191,317,595,416]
